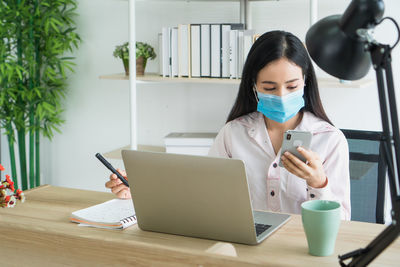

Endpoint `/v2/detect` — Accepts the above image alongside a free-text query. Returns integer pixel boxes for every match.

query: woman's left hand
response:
[280,146,327,188]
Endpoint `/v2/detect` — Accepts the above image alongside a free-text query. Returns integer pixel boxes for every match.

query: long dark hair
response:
[226,30,332,125]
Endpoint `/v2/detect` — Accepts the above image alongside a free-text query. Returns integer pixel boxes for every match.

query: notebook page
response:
[71,199,135,224]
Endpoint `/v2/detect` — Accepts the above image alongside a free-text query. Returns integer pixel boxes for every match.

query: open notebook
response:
[70,199,137,229]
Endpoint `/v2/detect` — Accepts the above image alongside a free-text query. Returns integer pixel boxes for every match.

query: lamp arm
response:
[339,43,400,267]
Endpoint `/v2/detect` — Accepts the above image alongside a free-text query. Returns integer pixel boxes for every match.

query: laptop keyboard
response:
[255,223,271,236]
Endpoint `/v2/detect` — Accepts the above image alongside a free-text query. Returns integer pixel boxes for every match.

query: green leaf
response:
[50,20,60,33]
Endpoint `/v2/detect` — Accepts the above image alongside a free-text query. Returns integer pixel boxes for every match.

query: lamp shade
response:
[305,0,385,81]
[306,15,371,80]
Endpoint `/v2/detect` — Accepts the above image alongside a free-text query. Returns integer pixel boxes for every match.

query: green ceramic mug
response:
[301,200,341,256]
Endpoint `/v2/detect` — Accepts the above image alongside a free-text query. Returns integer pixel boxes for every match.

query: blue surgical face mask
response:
[255,87,305,123]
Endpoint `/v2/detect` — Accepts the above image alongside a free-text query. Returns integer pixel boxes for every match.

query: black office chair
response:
[340,129,387,224]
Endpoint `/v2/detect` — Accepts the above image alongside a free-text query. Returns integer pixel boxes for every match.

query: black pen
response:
[95,153,129,187]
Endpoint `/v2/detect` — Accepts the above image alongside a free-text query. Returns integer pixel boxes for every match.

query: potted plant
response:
[113,41,156,76]
[0,0,80,190]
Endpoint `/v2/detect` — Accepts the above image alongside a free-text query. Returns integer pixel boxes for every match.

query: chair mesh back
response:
[341,129,386,224]
[348,139,380,223]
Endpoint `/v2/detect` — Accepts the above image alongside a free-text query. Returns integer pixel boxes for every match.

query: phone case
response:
[279,130,312,167]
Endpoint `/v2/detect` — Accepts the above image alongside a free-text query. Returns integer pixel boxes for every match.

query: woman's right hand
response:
[105,168,131,199]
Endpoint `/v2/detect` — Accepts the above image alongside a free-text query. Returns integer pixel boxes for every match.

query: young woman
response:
[208,30,350,219]
[106,30,350,220]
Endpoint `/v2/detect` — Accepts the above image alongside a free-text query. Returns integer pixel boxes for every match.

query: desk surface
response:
[2,185,399,266]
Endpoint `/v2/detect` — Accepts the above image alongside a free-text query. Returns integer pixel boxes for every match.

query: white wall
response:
[2,0,399,192]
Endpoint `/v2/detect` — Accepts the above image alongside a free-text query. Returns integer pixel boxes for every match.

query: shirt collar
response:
[295,111,335,134]
[243,111,335,138]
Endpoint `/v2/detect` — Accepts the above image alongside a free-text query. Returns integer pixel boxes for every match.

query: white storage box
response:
[164,132,217,156]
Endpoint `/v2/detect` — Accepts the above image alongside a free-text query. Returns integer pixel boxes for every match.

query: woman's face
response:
[255,58,305,96]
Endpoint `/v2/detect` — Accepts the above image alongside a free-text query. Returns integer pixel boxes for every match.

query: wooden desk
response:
[2,185,399,266]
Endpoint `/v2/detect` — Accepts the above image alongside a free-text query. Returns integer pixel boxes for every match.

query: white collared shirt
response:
[208,111,351,220]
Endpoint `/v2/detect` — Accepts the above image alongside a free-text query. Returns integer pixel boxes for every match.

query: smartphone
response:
[279,130,312,167]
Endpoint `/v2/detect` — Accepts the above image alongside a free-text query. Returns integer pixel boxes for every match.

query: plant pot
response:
[122,58,129,76]
[136,56,145,76]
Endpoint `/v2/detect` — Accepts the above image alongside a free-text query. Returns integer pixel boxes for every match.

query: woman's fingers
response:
[111,183,128,195]
[105,168,131,198]
[282,148,327,188]
[105,179,131,199]
[296,147,320,167]
[281,154,307,177]
[282,151,310,171]
[114,186,131,199]
[295,146,313,161]
[116,168,127,178]
[105,179,118,189]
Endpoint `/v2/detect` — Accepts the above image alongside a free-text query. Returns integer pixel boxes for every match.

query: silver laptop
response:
[121,150,291,245]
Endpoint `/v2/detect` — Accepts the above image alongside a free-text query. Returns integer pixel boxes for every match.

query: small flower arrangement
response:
[135,42,156,62]
[113,42,130,61]
[112,42,157,61]
[113,41,156,76]
[0,164,25,208]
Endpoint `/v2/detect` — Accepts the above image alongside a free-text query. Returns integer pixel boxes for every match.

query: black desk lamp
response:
[305,0,400,266]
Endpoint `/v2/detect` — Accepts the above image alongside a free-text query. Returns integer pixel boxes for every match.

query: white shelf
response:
[99,73,374,88]
[100,73,240,84]
[104,144,166,160]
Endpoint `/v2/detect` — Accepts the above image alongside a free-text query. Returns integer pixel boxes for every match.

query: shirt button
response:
[273,163,277,168]
[270,190,275,197]
[310,193,315,198]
